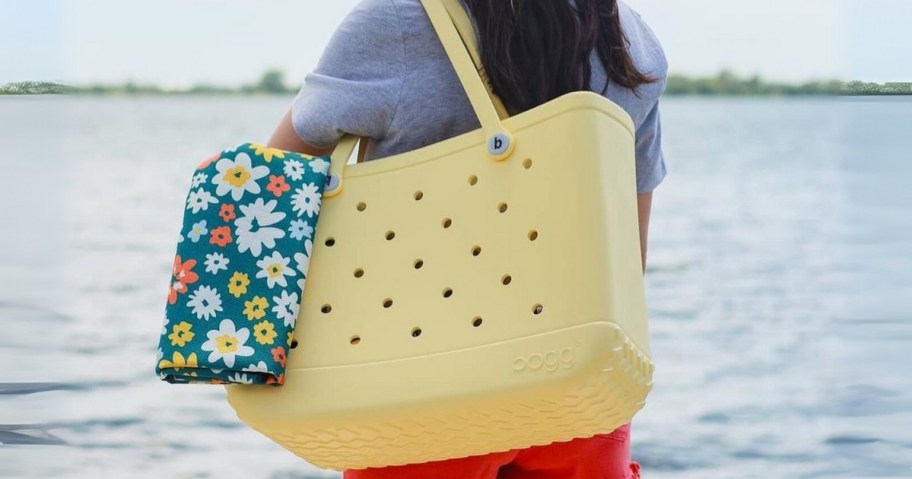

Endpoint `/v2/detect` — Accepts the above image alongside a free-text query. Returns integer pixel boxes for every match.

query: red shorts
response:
[343,423,640,479]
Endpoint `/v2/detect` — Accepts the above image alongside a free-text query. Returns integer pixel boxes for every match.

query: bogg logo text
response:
[512,347,575,373]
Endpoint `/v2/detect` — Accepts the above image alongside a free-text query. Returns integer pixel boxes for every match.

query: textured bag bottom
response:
[232,322,653,470]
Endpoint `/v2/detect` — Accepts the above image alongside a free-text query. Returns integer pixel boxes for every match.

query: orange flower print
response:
[219,203,236,222]
[271,346,287,368]
[210,226,232,247]
[197,152,220,170]
[168,255,199,304]
[266,174,290,197]
[266,374,285,385]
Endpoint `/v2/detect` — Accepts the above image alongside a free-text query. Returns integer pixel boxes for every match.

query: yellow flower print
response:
[228,271,250,298]
[244,296,269,321]
[168,321,195,347]
[223,165,252,188]
[250,143,287,163]
[253,320,277,345]
[158,351,198,371]
[286,331,294,347]
[216,333,240,354]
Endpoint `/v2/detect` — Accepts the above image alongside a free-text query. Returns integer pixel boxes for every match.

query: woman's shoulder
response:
[618,1,668,80]
[335,0,402,38]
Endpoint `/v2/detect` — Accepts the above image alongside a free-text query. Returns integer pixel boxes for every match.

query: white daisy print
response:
[290,182,321,218]
[310,158,330,175]
[235,197,286,257]
[212,152,270,201]
[283,159,304,181]
[272,290,300,328]
[203,252,230,275]
[256,251,296,289]
[191,172,208,188]
[201,319,254,368]
[161,315,170,336]
[228,373,253,384]
[187,188,218,213]
[288,219,313,241]
[294,244,312,291]
[186,285,223,321]
[242,361,269,373]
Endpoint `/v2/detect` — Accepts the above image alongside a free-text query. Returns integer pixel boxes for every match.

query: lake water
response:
[1,95,910,478]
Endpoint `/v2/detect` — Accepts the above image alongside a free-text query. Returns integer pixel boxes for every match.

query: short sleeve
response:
[290,0,406,148]
[634,100,668,193]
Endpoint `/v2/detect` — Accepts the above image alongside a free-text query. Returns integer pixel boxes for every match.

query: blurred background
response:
[1,1,910,478]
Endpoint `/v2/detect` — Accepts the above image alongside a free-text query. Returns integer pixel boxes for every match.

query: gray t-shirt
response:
[292,0,668,193]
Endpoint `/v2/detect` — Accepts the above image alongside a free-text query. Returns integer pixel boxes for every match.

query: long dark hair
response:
[462,0,658,114]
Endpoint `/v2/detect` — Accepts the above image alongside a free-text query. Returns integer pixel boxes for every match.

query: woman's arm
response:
[266,107,337,157]
[637,192,652,273]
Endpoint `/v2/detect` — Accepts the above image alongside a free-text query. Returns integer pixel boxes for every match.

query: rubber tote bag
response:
[226,0,654,470]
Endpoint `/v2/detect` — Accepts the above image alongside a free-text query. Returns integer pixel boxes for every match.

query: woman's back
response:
[292,0,668,194]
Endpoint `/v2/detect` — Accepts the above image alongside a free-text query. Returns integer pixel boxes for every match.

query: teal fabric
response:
[156,143,331,385]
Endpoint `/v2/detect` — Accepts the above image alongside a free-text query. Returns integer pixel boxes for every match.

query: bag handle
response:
[325,0,514,198]
[422,0,514,159]
[439,0,510,121]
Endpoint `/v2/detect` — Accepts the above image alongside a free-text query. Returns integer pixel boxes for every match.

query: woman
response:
[267,0,667,477]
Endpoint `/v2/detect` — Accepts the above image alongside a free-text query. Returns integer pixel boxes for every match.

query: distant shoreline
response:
[2,70,910,97]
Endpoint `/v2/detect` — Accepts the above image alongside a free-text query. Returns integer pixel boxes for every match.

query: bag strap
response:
[353,1,504,165]
[421,0,514,160]
[326,0,516,198]
[353,0,505,166]
[357,136,369,163]
[439,0,511,121]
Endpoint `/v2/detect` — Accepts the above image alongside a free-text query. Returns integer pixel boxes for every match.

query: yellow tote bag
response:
[226,0,653,470]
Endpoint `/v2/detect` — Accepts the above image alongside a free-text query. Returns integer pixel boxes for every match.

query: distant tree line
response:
[63,69,298,96]
[665,71,912,96]
[3,69,910,96]
[841,80,912,96]
[0,81,71,95]
[666,71,842,95]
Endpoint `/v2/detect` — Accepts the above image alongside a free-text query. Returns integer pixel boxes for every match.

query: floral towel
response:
[156,143,331,385]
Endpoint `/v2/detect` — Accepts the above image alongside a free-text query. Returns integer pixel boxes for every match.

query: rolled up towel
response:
[156,143,331,385]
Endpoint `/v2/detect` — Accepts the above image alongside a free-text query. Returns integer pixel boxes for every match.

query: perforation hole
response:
[523,158,533,169]
[414,191,424,201]
[442,288,453,298]
[528,230,539,241]
[472,316,483,327]
[356,202,367,212]
[383,298,393,308]
[325,237,336,247]
[414,259,424,269]
[385,230,396,240]
[353,268,364,278]
[533,304,544,315]
[498,202,508,213]
[468,175,478,186]
[321,304,332,314]
[350,335,361,345]
[471,246,481,256]
[442,218,452,229]
[411,327,422,337]
[290,339,299,349]
[502,274,512,285]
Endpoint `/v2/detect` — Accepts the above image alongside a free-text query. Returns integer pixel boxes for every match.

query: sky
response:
[1,0,909,86]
